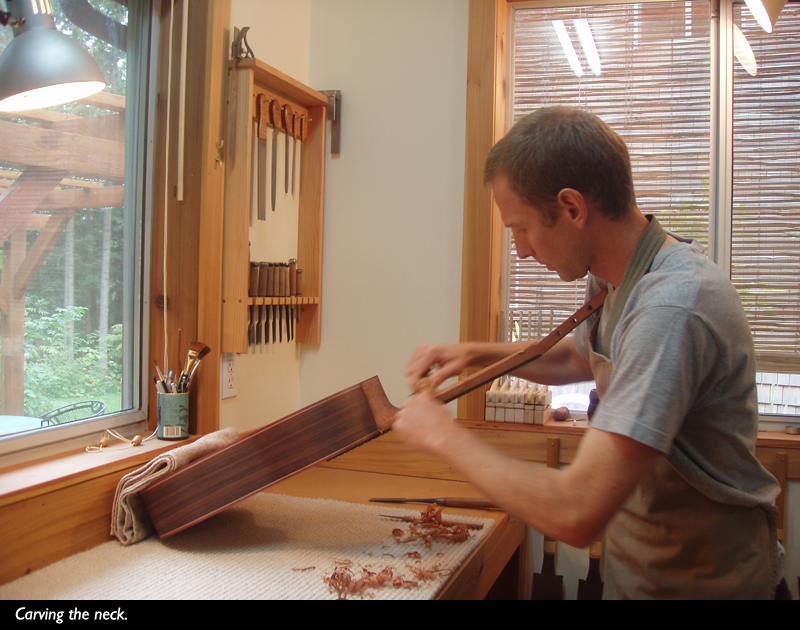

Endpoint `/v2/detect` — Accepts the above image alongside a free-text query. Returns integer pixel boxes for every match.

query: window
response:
[730,2,800,415]
[0,0,155,456]
[504,0,800,420]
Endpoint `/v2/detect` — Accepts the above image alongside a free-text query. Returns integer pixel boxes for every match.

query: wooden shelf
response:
[221,58,327,352]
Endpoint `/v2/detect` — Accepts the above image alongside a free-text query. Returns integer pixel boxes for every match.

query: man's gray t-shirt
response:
[574,237,779,509]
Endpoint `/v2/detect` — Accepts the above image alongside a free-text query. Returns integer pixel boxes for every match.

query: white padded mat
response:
[0,493,494,600]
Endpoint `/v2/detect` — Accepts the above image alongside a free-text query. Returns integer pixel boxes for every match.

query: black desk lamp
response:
[0,0,106,112]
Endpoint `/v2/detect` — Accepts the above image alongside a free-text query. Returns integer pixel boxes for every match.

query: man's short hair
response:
[484,106,635,224]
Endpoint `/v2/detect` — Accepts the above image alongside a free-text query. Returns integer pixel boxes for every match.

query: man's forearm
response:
[465,338,594,386]
[423,423,602,548]
[393,393,661,549]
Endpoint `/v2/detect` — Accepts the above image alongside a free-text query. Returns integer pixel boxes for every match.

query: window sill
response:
[0,434,199,586]
[0,434,198,507]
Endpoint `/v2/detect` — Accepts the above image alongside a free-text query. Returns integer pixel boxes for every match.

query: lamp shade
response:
[744,0,789,33]
[0,0,106,112]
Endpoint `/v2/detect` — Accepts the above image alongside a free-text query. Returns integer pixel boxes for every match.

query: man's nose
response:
[515,240,534,260]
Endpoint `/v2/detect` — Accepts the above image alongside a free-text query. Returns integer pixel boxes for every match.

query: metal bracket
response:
[320,90,341,156]
[231,26,254,60]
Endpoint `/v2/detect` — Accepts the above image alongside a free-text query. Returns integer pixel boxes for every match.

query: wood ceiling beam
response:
[37,185,124,211]
[0,167,67,244]
[0,121,124,182]
[13,210,76,300]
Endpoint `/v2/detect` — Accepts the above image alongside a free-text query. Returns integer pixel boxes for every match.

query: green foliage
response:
[26,207,125,338]
[21,298,122,417]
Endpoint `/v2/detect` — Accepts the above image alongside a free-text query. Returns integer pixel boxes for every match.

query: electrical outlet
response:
[221,353,237,399]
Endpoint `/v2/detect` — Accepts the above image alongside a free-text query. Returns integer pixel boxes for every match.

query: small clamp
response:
[231,26,254,60]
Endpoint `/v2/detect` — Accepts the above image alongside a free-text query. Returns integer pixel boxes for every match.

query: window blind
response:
[731,5,800,371]
[509,1,800,374]
[509,2,711,341]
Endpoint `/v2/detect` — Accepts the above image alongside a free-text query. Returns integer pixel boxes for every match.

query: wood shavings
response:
[391,505,472,548]
[323,565,415,599]
[392,575,418,589]
[406,562,452,581]
[323,567,370,599]
[292,566,316,572]
[321,555,451,600]
[319,504,483,599]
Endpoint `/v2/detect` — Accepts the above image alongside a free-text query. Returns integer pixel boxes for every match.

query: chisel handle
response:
[370,497,498,509]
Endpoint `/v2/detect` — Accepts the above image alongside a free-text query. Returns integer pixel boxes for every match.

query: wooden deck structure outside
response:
[0,91,126,415]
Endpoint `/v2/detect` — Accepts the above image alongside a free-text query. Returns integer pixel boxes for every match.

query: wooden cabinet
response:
[222,58,327,353]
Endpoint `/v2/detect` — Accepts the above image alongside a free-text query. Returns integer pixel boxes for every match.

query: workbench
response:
[0,432,526,600]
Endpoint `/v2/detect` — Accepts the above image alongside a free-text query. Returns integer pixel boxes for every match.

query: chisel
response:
[248,262,259,346]
[261,263,272,343]
[266,262,275,345]
[289,259,297,341]
[277,263,285,342]
[257,261,268,346]
[283,263,291,342]
[270,263,278,342]
[296,268,303,325]
[275,263,283,343]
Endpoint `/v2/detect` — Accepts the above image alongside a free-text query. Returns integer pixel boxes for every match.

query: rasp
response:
[291,111,297,196]
[282,103,293,196]
[269,99,281,212]
[256,95,268,221]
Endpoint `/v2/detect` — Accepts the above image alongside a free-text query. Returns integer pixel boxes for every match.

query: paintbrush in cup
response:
[179,342,210,392]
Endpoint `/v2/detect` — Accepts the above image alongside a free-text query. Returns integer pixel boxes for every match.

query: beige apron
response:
[588,217,778,600]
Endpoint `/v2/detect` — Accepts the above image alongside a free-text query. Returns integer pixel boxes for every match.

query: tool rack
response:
[221,57,328,352]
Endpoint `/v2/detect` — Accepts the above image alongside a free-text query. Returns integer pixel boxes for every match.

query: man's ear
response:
[557,188,589,228]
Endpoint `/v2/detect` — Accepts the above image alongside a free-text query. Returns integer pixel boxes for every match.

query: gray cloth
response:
[111,428,239,545]
[574,236,780,510]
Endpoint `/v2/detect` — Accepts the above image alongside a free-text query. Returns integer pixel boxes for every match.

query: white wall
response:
[230,0,310,81]
[222,0,467,428]
[301,0,468,410]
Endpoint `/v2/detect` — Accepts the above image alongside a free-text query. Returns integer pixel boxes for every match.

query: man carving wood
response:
[394,106,785,599]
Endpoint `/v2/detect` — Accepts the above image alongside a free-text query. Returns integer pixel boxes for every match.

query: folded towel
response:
[111,428,239,545]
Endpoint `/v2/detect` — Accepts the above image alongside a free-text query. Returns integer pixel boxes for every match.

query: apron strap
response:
[601,215,667,357]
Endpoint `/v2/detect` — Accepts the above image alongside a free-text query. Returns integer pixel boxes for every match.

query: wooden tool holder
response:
[222,57,327,352]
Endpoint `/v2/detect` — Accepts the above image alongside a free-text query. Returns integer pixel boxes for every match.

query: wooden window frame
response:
[147,0,230,437]
[458,0,517,420]
[0,0,231,586]
[461,1,800,421]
